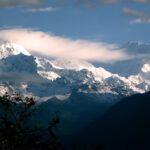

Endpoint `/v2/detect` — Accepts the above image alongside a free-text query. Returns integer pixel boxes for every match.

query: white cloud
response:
[0,0,150,8]
[0,28,130,63]
[26,7,55,12]
[99,0,150,3]
[0,0,43,8]
[123,7,150,24]
[130,18,150,24]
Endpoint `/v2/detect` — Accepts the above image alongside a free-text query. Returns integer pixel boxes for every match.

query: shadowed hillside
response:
[71,92,150,150]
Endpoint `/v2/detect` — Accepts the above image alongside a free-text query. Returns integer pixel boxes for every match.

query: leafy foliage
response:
[0,93,63,150]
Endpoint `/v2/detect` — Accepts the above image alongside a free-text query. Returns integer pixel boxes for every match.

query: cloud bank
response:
[0,0,43,8]
[0,28,129,63]
[0,0,150,8]
[26,7,55,12]
[99,0,150,3]
[123,7,150,24]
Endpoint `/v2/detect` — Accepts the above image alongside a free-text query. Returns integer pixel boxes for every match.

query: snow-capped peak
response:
[0,41,31,59]
[87,67,112,81]
[0,42,148,100]
[51,58,113,81]
[141,63,150,73]
[51,58,94,71]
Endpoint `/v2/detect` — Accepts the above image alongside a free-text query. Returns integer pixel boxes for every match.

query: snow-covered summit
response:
[51,58,112,82]
[141,63,150,73]
[51,58,94,71]
[0,41,30,59]
[128,61,150,92]
[0,41,148,101]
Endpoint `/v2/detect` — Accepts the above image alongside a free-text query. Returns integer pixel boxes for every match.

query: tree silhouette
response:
[0,93,63,150]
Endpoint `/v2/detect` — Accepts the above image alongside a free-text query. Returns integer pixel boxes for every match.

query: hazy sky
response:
[0,0,150,63]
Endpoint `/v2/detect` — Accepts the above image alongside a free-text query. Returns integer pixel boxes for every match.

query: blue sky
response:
[0,0,150,63]
[0,1,150,43]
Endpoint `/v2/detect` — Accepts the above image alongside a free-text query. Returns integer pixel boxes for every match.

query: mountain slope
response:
[96,42,150,77]
[74,91,150,150]
[1,41,150,142]
[0,41,144,101]
[0,41,30,59]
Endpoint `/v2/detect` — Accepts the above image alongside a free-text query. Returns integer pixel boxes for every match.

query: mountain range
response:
[73,91,150,150]
[1,41,150,100]
[0,41,150,140]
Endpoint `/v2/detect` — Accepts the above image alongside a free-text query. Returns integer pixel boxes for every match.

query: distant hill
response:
[1,41,150,147]
[72,91,150,150]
